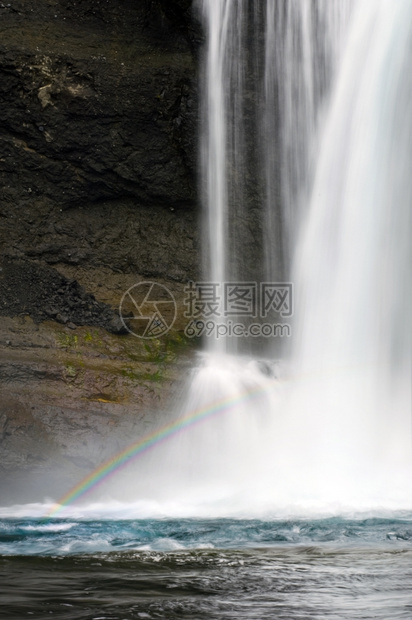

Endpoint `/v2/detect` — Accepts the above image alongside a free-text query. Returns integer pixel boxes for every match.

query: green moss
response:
[85,329,103,346]
[120,366,162,383]
[56,332,78,349]
[140,333,196,363]
[54,324,196,390]
[116,333,196,386]
[65,364,77,378]
[84,331,93,343]
[121,367,139,380]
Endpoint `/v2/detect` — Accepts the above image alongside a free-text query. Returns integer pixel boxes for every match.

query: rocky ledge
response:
[0,305,198,505]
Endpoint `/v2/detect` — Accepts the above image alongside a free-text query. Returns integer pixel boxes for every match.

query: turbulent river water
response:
[1,514,412,619]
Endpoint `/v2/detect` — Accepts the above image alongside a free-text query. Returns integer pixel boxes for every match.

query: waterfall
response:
[199,0,351,354]
[199,1,267,354]
[263,0,352,274]
[176,0,411,513]
[288,0,412,508]
[96,1,411,516]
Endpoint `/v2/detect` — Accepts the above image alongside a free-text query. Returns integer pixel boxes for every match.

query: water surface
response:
[1,515,411,619]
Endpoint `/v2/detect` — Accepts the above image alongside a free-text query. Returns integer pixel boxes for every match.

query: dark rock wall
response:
[0,0,199,281]
[0,1,202,486]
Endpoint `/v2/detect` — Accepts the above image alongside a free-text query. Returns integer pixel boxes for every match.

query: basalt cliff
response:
[0,0,200,502]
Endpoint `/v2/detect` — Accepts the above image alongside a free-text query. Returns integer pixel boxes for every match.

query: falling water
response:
[199,0,257,353]
[163,0,411,514]
[288,0,412,508]
[263,0,352,273]
[200,0,351,353]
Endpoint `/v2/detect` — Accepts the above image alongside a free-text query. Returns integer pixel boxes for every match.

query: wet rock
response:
[0,258,127,333]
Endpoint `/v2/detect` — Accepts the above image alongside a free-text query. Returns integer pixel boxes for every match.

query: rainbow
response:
[45,385,269,519]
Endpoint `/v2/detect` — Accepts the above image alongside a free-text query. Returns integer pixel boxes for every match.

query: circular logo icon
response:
[119,282,177,339]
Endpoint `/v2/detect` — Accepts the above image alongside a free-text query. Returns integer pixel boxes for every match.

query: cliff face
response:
[0,1,203,493]
[0,0,199,281]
